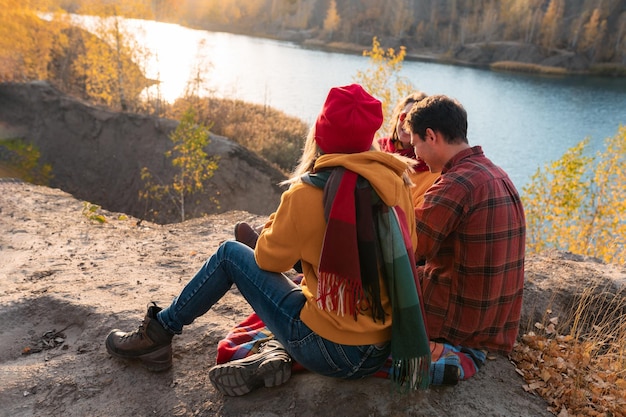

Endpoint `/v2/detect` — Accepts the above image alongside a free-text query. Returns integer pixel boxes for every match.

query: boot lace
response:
[119,319,146,341]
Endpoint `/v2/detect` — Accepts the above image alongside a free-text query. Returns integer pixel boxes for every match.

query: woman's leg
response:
[157,241,306,340]
[107,240,388,383]
[106,240,305,372]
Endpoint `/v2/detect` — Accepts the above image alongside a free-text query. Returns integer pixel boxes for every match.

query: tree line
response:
[170,0,626,66]
[3,0,625,97]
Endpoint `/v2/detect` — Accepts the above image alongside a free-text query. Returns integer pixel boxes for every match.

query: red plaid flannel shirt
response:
[415,146,526,354]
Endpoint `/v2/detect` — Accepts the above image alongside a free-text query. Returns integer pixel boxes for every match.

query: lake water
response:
[72,16,626,189]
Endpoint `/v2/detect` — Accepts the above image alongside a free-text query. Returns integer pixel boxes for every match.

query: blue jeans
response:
[157,241,390,379]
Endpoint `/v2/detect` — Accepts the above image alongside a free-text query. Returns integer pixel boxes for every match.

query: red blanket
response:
[216,312,486,385]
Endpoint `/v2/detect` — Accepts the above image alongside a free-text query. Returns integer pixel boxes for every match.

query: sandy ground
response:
[0,180,554,417]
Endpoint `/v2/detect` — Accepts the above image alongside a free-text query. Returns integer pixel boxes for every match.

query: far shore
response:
[180,20,626,79]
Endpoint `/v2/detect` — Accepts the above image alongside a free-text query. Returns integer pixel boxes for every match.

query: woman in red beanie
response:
[105,84,431,396]
[377,92,440,208]
[234,91,440,248]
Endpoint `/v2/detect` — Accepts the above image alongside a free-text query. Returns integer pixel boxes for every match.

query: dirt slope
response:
[0,179,569,417]
[0,82,287,224]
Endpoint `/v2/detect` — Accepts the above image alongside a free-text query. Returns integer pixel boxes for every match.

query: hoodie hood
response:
[313,151,413,208]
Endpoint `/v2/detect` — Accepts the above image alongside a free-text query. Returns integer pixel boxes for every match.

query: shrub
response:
[0,138,52,185]
[140,108,219,222]
[522,125,626,265]
[166,97,308,174]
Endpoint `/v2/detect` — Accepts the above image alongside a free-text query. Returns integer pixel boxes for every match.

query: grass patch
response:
[167,97,309,174]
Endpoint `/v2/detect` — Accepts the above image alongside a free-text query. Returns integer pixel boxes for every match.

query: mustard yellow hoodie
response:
[255,151,417,345]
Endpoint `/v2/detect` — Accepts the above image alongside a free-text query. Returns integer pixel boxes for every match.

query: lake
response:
[72,16,626,190]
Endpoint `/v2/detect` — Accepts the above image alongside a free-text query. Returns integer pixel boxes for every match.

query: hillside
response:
[0,82,287,224]
[2,179,626,416]
[0,179,548,416]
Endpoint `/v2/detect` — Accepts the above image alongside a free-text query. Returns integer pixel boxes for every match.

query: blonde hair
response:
[388,91,428,142]
[281,127,322,186]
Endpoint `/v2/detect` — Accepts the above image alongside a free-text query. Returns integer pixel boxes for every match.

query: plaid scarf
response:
[304,168,431,390]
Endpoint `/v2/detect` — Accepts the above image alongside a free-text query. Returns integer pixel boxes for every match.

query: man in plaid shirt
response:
[404,95,526,355]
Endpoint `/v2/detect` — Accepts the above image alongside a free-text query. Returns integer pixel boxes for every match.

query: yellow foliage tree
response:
[323,0,340,37]
[522,126,626,265]
[140,108,219,223]
[0,0,62,82]
[387,0,413,39]
[353,37,414,139]
[578,8,608,62]
[72,3,150,111]
[540,0,563,49]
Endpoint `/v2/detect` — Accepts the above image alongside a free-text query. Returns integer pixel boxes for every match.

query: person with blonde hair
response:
[105,84,430,396]
[377,92,440,208]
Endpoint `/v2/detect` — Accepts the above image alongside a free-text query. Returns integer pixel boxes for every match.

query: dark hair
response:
[405,95,468,144]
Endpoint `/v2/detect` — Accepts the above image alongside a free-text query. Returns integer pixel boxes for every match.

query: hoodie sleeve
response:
[254,186,305,273]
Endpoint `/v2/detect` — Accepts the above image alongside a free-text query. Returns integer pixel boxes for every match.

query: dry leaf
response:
[540,369,552,382]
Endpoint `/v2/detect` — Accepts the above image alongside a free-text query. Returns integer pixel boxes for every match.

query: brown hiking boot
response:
[208,339,292,396]
[105,302,174,372]
[234,222,259,249]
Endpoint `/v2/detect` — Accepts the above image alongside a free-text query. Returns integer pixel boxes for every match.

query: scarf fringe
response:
[316,272,364,317]
[391,356,431,391]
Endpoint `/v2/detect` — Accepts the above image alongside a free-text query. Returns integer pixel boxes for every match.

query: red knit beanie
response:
[314,84,383,154]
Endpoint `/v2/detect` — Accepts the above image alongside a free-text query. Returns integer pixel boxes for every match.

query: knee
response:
[218,240,255,259]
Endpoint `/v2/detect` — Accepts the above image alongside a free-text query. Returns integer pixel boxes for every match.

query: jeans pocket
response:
[349,342,391,378]
[286,324,391,379]
[287,332,342,375]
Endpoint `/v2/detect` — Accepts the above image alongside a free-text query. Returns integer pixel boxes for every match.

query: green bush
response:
[0,138,52,185]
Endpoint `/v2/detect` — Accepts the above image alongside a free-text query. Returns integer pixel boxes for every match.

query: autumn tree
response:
[508,0,530,42]
[477,1,500,42]
[0,0,63,82]
[72,3,151,111]
[578,8,607,62]
[128,0,626,67]
[323,0,340,39]
[384,0,413,39]
[522,126,626,265]
[540,0,563,49]
[140,108,219,222]
[353,37,414,139]
[183,39,214,101]
[150,0,181,21]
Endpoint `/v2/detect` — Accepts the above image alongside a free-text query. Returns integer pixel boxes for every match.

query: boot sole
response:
[105,334,172,372]
[209,356,292,396]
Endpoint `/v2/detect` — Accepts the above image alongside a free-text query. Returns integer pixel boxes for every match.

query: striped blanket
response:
[216,311,486,385]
